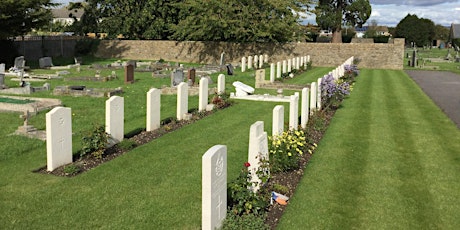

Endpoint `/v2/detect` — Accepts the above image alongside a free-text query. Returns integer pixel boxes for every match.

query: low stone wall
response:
[95,39,404,70]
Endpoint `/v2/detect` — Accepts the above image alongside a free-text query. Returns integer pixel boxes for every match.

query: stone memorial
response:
[46,107,72,171]
[282,60,287,74]
[248,56,253,69]
[310,82,317,113]
[226,64,234,75]
[317,78,322,110]
[232,81,255,96]
[14,56,25,69]
[254,55,259,69]
[147,88,161,132]
[124,64,134,84]
[171,69,185,87]
[259,55,264,69]
[220,52,225,66]
[199,77,209,112]
[241,57,247,72]
[276,62,281,79]
[187,68,196,85]
[287,59,292,72]
[217,74,225,94]
[301,87,310,129]
[272,105,284,136]
[270,63,275,83]
[202,145,227,230]
[176,82,189,120]
[248,121,269,192]
[106,96,124,145]
[289,94,299,130]
[264,54,268,63]
[39,57,53,68]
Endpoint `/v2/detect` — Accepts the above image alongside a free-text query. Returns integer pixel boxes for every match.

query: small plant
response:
[321,74,351,110]
[343,64,360,83]
[268,130,307,173]
[81,124,110,159]
[221,211,269,230]
[272,184,289,194]
[118,139,137,151]
[63,164,81,176]
[211,92,231,109]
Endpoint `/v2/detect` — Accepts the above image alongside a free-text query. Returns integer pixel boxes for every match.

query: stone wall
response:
[95,39,405,69]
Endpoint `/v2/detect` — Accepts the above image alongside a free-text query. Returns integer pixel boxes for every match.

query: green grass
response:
[278,69,460,229]
[404,48,460,74]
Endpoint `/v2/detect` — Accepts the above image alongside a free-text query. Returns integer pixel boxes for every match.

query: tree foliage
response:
[395,14,435,47]
[167,0,313,42]
[315,0,371,43]
[0,0,56,39]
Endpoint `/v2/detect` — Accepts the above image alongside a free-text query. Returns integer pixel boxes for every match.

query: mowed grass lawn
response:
[278,69,460,229]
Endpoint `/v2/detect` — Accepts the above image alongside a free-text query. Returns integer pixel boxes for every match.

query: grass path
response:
[278,69,460,229]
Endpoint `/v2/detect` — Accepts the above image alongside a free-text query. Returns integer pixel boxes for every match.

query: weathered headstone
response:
[187,68,196,85]
[106,96,124,145]
[199,77,209,112]
[317,78,322,110]
[226,64,234,75]
[0,63,5,73]
[270,63,275,83]
[289,94,299,130]
[276,62,281,79]
[310,82,317,113]
[220,52,225,66]
[39,57,53,68]
[248,56,253,69]
[233,81,254,96]
[202,145,227,230]
[124,64,134,84]
[176,82,188,120]
[272,105,284,136]
[248,121,269,192]
[411,50,417,67]
[241,57,247,72]
[217,74,225,94]
[14,56,25,69]
[46,107,72,171]
[301,87,310,129]
[147,88,161,132]
[171,69,185,87]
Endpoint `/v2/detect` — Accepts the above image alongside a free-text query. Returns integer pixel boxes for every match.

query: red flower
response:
[244,162,251,167]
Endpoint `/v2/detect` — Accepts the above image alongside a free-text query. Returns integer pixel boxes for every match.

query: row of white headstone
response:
[240,54,269,72]
[46,74,228,171]
[202,57,356,228]
[269,55,311,83]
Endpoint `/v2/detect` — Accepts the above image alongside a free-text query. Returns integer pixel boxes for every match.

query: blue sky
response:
[52,0,460,27]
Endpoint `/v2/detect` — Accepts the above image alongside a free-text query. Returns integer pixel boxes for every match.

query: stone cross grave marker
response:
[46,107,72,171]
[106,96,124,145]
[124,64,134,84]
[289,93,299,130]
[199,77,209,112]
[202,145,227,230]
[301,87,310,129]
[171,69,185,87]
[147,88,161,132]
[272,105,284,136]
[176,82,188,120]
[248,121,269,193]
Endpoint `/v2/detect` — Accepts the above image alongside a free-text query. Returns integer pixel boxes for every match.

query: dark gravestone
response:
[171,69,185,87]
[226,64,234,75]
[187,68,196,85]
[125,64,134,84]
[411,50,417,67]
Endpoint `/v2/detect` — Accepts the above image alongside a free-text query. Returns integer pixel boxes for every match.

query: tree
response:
[395,14,435,47]
[0,0,57,39]
[434,24,449,41]
[171,0,314,43]
[315,0,371,43]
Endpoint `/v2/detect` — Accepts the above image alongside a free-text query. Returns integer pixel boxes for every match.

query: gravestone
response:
[202,145,227,230]
[226,64,234,75]
[124,64,134,84]
[282,60,287,74]
[241,57,247,72]
[220,52,225,66]
[255,69,267,88]
[254,55,259,69]
[277,62,281,79]
[217,74,225,94]
[272,105,284,136]
[287,59,292,72]
[171,69,185,87]
[0,63,5,73]
[147,88,161,132]
[39,57,53,68]
[259,55,264,69]
[46,107,72,171]
[310,82,317,113]
[176,82,189,120]
[292,58,296,70]
[0,63,4,88]
[317,78,322,110]
[74,57,83,64]
[296,57,300,70]
[411,50,417,67]
[248,121,269,192]
[264,54,268,63]
[106,96,124,145]
[199,77,209,112]
[233,81,254,96]
[270,63,275,83]
[301,87,310,129]
[187,68,196,85]
[248,56,253,69]
[14,56,25,69]
[289,94,299,130]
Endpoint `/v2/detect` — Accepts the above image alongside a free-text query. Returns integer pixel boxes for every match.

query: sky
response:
[52,0,460,27]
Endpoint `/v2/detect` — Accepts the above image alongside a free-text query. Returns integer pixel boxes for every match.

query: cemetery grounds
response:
[1,55,460,229]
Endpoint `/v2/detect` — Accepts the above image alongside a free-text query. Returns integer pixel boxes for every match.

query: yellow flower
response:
[308,149,313,154]
[313,143,318,147]
[288,152,292,156]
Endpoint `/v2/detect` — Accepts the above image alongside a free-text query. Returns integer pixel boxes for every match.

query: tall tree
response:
[315,0,371,43]
[171,0,313,43]
[0,0,56,39]
[395,14,435,47]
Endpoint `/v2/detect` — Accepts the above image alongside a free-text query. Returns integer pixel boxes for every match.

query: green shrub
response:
[269,130,306,173]
[221,211,269,230]
[63,164,81,176]
[118,139,137,151]
[81,124,110,158]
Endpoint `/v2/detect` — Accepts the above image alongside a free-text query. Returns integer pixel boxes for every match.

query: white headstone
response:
[300,56,304,68]
[46,107,72,171]
[202,145,227,230]
[241,57,247,72]
[301,87,310,129]
[282,60,287,74]
[276,62,281,78]
[248,56,253,69]
[295,57,300,70]
[217,74,225,94]
[147,88,161,132]
[317,78,322,110]
[0,63,5,73]
[199,77,209,112]
[289,94,299,130]
[220,52,225,66]
[272,105,284,136]
[292,58,296,70]
[264,54,268,63]
[254,55,259,69]
[259,55,264,69]
[233,81,255,96]
[106,96,124,144]
[270,63,275,83]
[310,82,317,113]
[248,121,269,192]
[307,55,311,63]
[177,82,188,120]
[287,59,292,72]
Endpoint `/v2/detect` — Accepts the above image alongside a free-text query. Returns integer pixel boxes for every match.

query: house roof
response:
[450,24,460,39]
[52,7,84,19]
